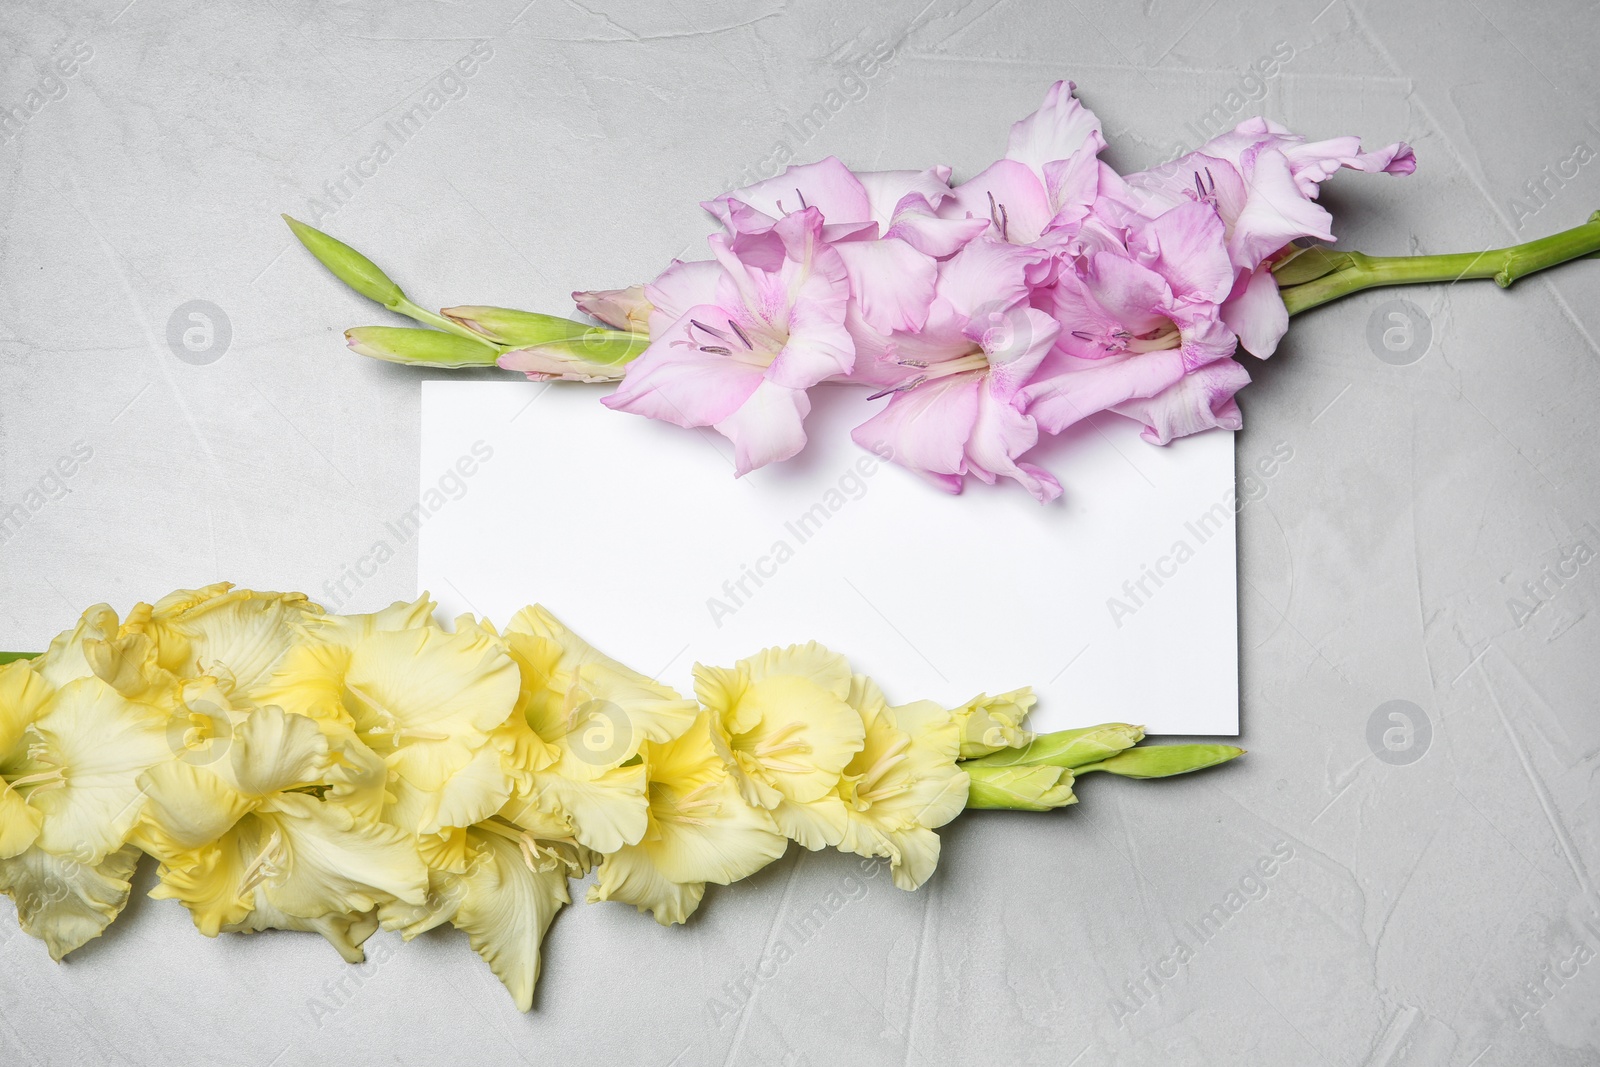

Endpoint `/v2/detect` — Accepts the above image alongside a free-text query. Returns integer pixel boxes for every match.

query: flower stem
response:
[1279,211,1600,316]
[0,652,39,664]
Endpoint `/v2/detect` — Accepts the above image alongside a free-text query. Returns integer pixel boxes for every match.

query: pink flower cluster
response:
[570,81,1414,501]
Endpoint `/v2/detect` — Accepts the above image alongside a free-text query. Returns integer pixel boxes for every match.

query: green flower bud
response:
[498,330,650,383]
[964,723,1143,770]
[1076,743,1244,779]
[283,215,405,308]
[441,306,596,347]
[345,327,500,368]
[964,764,1077,811]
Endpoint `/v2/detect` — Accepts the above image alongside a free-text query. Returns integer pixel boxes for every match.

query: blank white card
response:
[418,380,1238,735]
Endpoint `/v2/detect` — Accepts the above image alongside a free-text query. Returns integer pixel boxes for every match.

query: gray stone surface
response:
[3,0,1599,1063]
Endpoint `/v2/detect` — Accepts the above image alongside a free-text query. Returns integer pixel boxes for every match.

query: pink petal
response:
[940,159,1053,245]
[964,386,1061,502]
[643,260,725,335]
[857,167,957,221]
[602,305,766,427]
[1221,266,1289,358]
[935,238,1052,321]
[1005,80,1106,178]
[1079,252,1173,336]
[1228,148,1334,272]
[1109,358,1251,444]
[1127,200,1234,305]
[834,237,939,334]
[713,379,813,476]
[884,195,990,258]
[1040,148,1103,232]
[1022,348,1190,434]
[969,306,1059,394]
[851,374,982,478]
[716,156,871,226]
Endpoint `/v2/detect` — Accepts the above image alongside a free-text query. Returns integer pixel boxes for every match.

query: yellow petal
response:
[0,782,42,859]
[256,794,428,920]
[452,827,572,1011]
[132,758,254,860]
[0,659,52,756]
[344,627,518,789]
[322,726,392,823]
[503,759,648,853]
[587,844,705,926]
[834,680,967,889]
[227,706,331,798]
[771,793,848,851]
[142,586,321,694]
[697,643,864,807]
[0,843,141,960]
[307,594,439,642]
[250,642,356,728]
[422,743,515,835]
[224,902,381,964]
[951,688,1036,758]
[884,826,942,891]
[32,603,121,689]
[507,606,698,751]
[28,678,173,863]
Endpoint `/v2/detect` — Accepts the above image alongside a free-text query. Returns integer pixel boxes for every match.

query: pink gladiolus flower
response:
[1021,200,1245,444]
[1119,118,1414,357]
[850,240,1063,501]
[704,157,986,335]
[938,80,1115,251]
[602,207,854,476]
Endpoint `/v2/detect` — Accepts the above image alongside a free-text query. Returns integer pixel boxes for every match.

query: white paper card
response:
[418,380,1238,735]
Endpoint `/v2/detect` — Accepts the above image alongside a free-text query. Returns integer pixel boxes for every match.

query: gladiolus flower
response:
[850,239,1064,500]
[696,643,866,848]
[602,207,854,475]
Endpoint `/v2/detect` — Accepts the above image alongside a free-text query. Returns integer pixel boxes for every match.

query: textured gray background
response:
[3,0,1599,1063]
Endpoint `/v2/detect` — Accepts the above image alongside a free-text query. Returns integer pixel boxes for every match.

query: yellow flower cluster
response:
[0,585,1017,1010]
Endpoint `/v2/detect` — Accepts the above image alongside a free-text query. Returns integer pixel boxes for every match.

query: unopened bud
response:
[965,723,1143,770]
[441,306,594,347]
[345,327,499,367]
[964,764,1077,811]
[1076,743,1244,779]
[573,285,654,333]
[497,330,650,383]
[283,216,405,308]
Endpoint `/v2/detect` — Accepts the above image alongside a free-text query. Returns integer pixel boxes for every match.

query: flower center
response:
[868,351,991,401]
[655,780,720,827]
[345,683,450,747]
[1185,168,1217,209]
[674,317,778,369]
[987,191,1011,242]
[854,736,911,805]
[1069,320,1181,356]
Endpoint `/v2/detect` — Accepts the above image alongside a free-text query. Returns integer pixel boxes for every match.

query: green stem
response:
[0,652,40,665]
[1280,211,1600,316]
[390,298,505,348]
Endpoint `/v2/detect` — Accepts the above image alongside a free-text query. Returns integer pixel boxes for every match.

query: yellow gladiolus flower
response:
[695,643,866,849]
[483,607,697,855]
[836,678,968,890]
[588,711,786,925]
[256,621,522,841]
[0,651,176,959]
[136,705,427,962]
